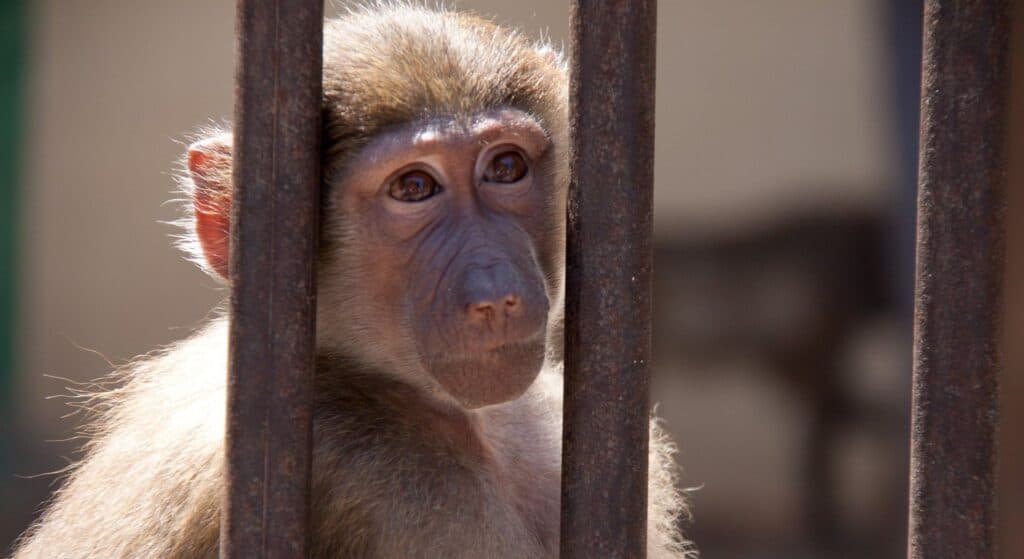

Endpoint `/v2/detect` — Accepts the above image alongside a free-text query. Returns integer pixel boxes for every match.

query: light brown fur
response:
[14,4,691,558]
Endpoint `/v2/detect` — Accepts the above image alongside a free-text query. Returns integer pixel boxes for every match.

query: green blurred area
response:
[1,0,24,430]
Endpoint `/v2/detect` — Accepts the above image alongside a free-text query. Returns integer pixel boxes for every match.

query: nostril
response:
[467,302,495,323]
[466,296,522,324]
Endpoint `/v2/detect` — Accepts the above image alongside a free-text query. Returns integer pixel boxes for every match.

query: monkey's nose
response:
[467,294,522,324]
[455,260,548,345]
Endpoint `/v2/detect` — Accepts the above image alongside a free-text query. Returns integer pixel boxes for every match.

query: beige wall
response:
[18,1,235,431]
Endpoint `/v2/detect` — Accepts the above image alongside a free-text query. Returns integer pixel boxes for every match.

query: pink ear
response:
[186,135,233,280]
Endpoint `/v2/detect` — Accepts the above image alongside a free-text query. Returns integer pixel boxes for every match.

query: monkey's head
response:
[183,6,568,409]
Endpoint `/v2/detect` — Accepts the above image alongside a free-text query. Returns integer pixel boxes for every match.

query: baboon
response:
[14,5,689,558]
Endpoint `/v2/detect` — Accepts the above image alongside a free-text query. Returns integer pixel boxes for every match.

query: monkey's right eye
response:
[389,171,442,202]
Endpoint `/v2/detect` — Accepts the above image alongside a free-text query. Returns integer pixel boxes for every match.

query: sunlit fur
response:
[13,4,691,558]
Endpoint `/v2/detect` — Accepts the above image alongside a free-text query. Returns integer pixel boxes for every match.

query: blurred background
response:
[0,1,1021,557]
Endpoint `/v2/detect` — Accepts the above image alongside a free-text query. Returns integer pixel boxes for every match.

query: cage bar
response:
[909,1,1011,558]
[560,1,657,557]
[222,1,323,557]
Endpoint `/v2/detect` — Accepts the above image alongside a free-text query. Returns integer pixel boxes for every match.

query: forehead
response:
[357,108,550,163]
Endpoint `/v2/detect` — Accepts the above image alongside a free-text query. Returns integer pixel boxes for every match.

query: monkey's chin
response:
[425,341,546,409]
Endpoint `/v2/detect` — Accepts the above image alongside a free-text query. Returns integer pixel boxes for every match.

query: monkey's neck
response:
[313,354,494,464]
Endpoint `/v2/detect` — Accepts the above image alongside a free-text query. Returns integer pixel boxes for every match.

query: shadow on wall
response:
[653,208,909,557]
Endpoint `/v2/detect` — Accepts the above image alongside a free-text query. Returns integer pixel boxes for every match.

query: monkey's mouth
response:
[423,339,546,409]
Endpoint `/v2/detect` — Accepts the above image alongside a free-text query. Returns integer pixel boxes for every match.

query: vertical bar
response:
[561,1,656,558]
[909,2,1010,558]
[997,7,1024,559]
[222,1,323,558]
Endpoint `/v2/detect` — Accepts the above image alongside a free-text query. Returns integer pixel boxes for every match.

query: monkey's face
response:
[185,8,569,409]
[317,109,563,408]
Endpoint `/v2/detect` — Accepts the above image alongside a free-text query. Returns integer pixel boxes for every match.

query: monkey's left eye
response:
[389,170,442,202]
[483,151,528,184]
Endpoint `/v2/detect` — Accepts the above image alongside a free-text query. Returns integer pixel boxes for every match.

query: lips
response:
[423,339,546,408]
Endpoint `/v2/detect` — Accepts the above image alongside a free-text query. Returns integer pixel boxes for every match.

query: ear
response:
[185,134,233,280]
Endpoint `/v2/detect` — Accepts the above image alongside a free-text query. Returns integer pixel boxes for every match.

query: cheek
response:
[321,198,418,348]
[349,237,414,323]
[517,196,561,277]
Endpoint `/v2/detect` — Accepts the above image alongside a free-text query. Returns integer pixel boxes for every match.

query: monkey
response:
[12,4,690,558]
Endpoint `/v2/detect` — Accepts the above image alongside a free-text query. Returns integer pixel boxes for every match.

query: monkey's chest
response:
[311,410,562,558]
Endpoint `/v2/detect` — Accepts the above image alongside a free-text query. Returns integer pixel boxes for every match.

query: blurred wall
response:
[8,0,898,555]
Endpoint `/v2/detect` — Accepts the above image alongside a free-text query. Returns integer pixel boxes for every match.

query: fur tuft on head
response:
[320,2,568,177]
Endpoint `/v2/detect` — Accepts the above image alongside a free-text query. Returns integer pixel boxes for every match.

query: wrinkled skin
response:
[316,109,561,408]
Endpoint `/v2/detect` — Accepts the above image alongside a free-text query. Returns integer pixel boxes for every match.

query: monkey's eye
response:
[483,151,528,184]
[389,170,442,202]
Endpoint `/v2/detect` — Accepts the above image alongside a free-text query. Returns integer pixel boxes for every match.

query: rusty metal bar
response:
[561,1,657,557]
[222,1,323,557]
[909,1,1011,558]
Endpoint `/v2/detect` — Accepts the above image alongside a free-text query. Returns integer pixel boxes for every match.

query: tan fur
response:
[13,4,690,558]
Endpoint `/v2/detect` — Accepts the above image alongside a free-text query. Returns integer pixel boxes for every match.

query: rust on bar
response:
[909,1,1010,558]
[561,1,657,557]
[222,0,323,557]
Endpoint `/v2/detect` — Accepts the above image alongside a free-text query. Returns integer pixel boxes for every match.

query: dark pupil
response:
[490,152,526,183]
[394,171,437,201]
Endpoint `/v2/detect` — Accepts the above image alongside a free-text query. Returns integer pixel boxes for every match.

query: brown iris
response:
[389,170,442,202]
[484,151,528,183]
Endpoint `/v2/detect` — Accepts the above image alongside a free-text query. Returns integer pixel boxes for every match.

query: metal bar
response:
[561,1,657,557]
[222,1,323,557]
[909,2,1011,558]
